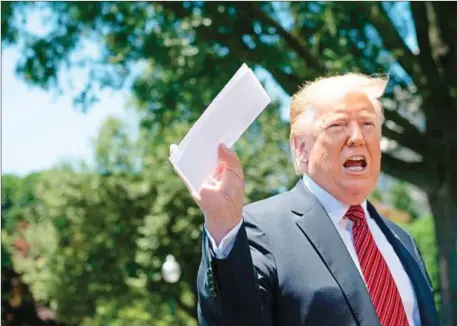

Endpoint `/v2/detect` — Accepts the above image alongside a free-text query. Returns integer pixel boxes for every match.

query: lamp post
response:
[161,254,181,325]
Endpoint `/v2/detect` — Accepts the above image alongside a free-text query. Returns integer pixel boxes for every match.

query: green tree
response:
[2,1,457,323]
[1,174,69,326]
[2,106,294,325]
[389,181,419,220]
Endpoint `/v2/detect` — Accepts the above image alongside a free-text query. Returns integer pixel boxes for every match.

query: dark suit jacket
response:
[197,181,440,326]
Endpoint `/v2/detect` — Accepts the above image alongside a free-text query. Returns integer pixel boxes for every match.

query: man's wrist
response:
[205,219,243,259]
[205,217,243,247]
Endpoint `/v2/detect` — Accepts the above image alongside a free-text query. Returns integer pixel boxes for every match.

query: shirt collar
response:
[302,174,368,226]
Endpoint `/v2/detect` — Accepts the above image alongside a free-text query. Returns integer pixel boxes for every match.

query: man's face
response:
[297,92,382,205]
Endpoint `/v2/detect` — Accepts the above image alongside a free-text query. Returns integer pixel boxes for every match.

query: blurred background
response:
[1,2,456,325]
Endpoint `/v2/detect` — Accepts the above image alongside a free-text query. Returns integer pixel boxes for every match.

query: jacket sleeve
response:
[205,219,243,259]
[197,210,277,326]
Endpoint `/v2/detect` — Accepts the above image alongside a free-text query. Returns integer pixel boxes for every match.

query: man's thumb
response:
[218,143,239,167]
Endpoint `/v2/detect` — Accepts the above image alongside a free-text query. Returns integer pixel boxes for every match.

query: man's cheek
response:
[313,146,333,172]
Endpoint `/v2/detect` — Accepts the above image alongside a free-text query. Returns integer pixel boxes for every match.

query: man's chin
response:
[338,181,375,203]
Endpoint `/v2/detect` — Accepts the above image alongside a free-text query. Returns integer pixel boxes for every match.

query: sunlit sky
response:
[2,47,136,176]
[1,7,142,176]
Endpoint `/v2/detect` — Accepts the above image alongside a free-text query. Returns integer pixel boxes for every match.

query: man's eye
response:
[329,123,345,128]
[363,122,375,127]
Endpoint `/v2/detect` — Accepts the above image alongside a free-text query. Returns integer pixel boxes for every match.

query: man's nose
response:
[347,122,365,146]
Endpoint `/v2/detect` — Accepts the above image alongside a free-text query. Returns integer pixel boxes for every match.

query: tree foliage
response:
[388,181,419,220]
[2,1,457,323]
[2,106,295,325]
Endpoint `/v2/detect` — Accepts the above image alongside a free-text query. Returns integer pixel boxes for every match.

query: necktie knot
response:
[345,205,366,224]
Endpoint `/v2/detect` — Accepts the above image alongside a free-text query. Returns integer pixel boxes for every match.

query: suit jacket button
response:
[209,280,217,296]
[207,268,217,296]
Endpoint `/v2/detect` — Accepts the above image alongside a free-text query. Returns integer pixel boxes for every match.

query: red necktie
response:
[345,205,409,326]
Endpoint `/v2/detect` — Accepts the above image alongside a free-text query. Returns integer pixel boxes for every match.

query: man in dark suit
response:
[172,73,440,325]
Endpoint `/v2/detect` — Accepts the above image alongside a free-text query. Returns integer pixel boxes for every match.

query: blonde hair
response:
[290,73,389,175]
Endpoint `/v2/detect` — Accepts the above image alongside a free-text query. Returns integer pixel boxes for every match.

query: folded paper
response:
[169,63,271,192]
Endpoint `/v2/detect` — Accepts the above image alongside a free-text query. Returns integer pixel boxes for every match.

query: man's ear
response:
[293,134,309,163]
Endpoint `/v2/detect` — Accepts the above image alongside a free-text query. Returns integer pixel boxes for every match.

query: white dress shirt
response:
[205,175,421,325]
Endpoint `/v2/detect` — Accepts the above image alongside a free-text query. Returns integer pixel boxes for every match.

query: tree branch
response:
[381,152,429,190]
[410,3,440,83]
[382,127,423,158]
[410,3,457,133]
[246,3,326,74]
[231,42,301,95]
[359,3,422,86]
[166,2,303,95]
[429,2,457,87]
[383,108,428,155]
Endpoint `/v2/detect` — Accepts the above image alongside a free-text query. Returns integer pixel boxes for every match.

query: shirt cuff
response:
[205,219,243,259]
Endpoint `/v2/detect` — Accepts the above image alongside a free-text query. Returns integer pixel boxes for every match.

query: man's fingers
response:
[225,166,244,181]
[202,173,221,189]
[216,145,244,191]
[218,144,242,169]
[170,142,243,210]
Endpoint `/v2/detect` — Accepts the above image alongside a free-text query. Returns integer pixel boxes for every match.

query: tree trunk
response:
[428,190,457,326]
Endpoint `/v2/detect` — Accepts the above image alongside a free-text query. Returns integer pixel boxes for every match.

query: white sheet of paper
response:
[169,63,271,193]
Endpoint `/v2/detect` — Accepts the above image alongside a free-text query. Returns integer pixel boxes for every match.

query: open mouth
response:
[343,155,367,173]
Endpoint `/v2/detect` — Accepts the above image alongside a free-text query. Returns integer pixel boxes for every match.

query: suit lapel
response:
[368,202,440,326]
[367,202,427,284]
[288,181,380,326]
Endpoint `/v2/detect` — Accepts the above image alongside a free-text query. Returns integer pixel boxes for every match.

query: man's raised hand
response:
[170,143,244,245]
